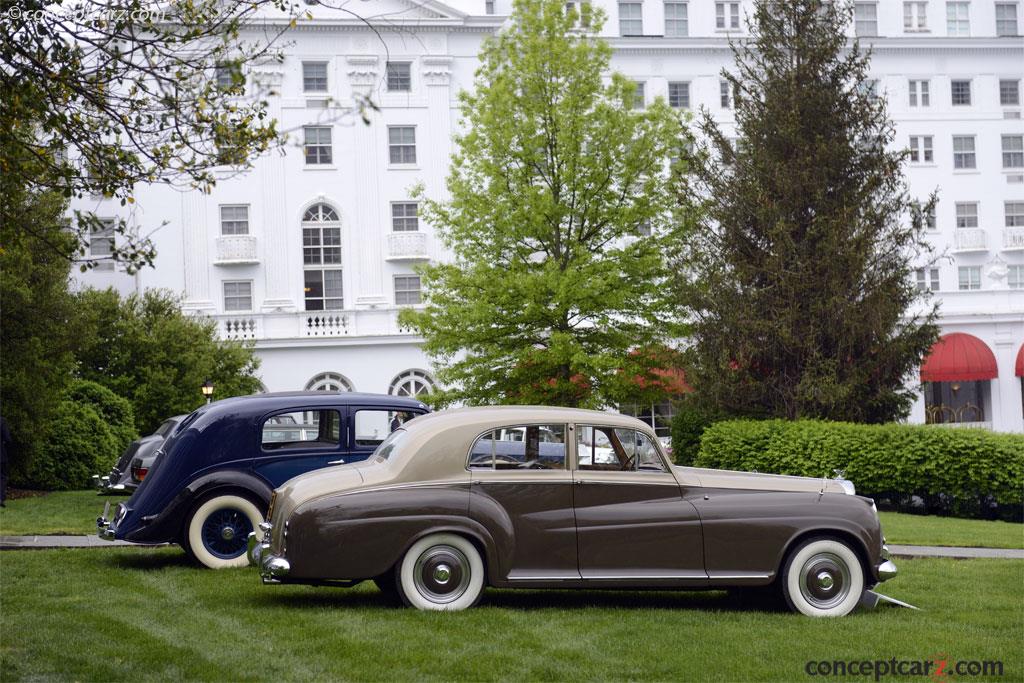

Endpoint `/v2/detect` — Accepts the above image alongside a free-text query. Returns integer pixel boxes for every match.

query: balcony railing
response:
[1003,226,1024,251]
[952,228,987,252]
[386,231,429,261]
[211,309,420,341]
[222,316,258,340]
[215,235,259,265]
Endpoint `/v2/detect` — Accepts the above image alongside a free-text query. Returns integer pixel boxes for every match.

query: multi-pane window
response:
[1002,135,1024,168]
[715,1,740,29]
[89,218,115,261]
[720,79,735,108]
[215,65,234,89]
[618,2,643,35]
[953,135,976,169]
[394,275,422,305]
[486,0,494,13]
[996,2,1019,35]
[565,1,592,26]
[302,203,343,311]
[915,268,940,292]
[632,81,645,109]
[955,202,979,228]
[388,126,417,164]
[391,202,419,231]
[1000,79,1021,106]
[915,200,937,230]
[909,136,933,163]
[951,79,971,105]
[668,82,690,108]
[958,266,981,291]
[386,62,411,92]
[223,281,252,312]
[220,205,249,235]
[854,2,878,36]
[664,2,688,36]
[1007,201,1024,226]
[909,79,930,106]
[1008,265,1024,289]
[904,1,927,30]
[946,1,970,35]
[303,126,332,165]
[302,62,328,92]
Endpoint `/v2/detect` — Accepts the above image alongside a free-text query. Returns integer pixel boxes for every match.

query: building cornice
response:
[607,35,1024,56]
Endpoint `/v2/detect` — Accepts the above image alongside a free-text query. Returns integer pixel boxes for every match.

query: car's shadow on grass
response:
[99,547,194,570]
[256,586,786,613]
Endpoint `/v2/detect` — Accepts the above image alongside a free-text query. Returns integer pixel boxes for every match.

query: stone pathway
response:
[1,536,1021,558]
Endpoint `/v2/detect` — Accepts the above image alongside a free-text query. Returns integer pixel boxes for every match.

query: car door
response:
[468,423,580,581]
[572,424,705,580]
[252,407,347,488]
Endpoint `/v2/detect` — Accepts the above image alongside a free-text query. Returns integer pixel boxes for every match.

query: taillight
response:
[132,466,148,481]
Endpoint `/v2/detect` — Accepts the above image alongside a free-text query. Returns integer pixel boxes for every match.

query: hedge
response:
[64,379,137,453]
[669,397,728,466]
[27,400,121,490]
[695,419,1024,515]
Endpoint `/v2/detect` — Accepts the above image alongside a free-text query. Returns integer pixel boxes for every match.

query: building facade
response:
[73,0,1024,432]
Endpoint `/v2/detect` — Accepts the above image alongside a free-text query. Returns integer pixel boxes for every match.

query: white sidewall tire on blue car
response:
[186,495,264,569]
[783,538,864,617]
[398,533,485,611]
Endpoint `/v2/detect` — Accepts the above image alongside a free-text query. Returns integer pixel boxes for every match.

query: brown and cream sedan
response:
[248,406,897,615]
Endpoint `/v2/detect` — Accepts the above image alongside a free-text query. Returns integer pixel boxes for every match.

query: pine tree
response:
[676,0,939,422]
[400,0,689,408]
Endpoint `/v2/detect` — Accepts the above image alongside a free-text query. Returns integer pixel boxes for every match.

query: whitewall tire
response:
[397,533,485,611]
[782,538,864,617]
[186,495,264,569]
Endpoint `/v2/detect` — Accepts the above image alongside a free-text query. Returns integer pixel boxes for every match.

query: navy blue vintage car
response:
[97,392,428,568]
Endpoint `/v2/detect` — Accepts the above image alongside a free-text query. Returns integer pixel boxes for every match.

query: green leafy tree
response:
[400,0,690,408]
[676,0,938,423]
[73,289,262,433]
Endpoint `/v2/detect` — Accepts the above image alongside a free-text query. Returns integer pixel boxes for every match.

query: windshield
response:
[372,428,407,462]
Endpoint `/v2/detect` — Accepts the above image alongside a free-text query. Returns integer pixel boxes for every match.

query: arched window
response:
[302,203,343,311]
[305,372,354,392]
[389,369,435,398]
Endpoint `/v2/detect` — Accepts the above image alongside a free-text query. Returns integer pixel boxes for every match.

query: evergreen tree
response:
[676,0,938,422]
[400,0,689,408]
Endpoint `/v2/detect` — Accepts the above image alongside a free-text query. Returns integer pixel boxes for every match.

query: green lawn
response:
[0,548,1020,681]
[0,491,125,536]
[879,511,1024,549]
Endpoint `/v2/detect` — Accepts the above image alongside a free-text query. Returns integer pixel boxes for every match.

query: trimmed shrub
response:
[27,400,120,490]
[695,419,1024,519]
[65,379,137,452]
[669,398,728,466]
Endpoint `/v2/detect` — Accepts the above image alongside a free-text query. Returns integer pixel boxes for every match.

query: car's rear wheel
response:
[185,494,264,569]
[781,537,864,617]
[396,533,484,611]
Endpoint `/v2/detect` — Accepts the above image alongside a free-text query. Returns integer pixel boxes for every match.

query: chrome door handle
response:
[327,459,345,465]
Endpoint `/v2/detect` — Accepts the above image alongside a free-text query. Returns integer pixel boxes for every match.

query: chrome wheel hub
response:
[799,552,850,609]
[221,527,235,541]
[414,545,470,604]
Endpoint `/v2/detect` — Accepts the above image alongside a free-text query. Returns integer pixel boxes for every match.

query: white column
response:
[421,55,453,264]
[180,191,215,314]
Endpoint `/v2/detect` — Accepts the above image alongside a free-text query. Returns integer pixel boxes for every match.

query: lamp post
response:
[201,379,214,405]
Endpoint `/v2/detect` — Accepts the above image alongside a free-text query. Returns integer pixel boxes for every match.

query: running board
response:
[860,590,920,610]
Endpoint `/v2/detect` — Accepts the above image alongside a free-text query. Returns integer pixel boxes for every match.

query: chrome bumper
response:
[876,544,897,582]
[247,523,289,583]
[96,501,115,541]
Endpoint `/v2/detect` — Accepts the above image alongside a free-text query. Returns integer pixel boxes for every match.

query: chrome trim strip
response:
[707,574,772,580]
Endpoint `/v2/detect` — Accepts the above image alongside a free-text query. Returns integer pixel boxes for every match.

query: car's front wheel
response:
[781,537,864,617]
[184,494,264,569]
[396,533,484,611]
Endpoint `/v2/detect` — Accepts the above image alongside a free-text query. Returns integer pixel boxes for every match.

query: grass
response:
[879,511,1024,550]
[0,490,126,536]
[2,491,1021,550]
[0,548,1021,681]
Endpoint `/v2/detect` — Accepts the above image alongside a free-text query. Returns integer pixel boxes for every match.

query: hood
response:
[678,466,854,495]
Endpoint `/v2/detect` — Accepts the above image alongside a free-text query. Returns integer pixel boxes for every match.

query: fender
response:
[124,469,272,544]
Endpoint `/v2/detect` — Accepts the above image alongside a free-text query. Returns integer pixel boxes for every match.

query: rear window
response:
[261,410,341,450]
[373,429,407,462]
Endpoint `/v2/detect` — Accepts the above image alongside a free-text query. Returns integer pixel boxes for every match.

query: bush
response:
[27,400,120,490]
[695,419,1024,519]
[669,398,728,466]
[64,379,137,452]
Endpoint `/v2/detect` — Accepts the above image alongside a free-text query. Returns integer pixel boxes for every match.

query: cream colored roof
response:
[405,405,652,434]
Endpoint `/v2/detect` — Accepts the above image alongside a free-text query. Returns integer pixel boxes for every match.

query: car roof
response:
[195,391,429,420]
[405,405,648,432]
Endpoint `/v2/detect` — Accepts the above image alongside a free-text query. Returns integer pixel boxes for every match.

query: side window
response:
[468,425,566,470]
[261,410,341,450]
[577,426,665,472]
[354,409,419,447]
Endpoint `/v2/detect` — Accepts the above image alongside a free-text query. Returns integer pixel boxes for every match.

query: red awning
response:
[920,333,998,383]
[1015,343,1023,378]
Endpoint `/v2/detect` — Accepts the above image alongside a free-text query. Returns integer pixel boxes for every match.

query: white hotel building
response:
[74,0,1024,433]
